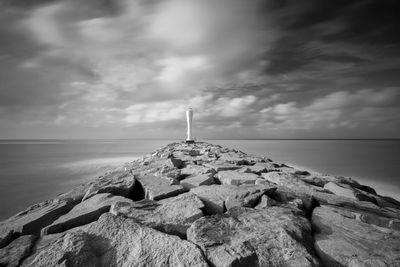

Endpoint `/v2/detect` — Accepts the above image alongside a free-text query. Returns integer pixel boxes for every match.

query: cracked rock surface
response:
[0,141,399,266]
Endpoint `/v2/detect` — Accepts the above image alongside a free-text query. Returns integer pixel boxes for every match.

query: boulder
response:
[110,192,204,237]
[241,162,278,174]
[42,193,133,235]
[312,205,400,266]
[262,172,325,194]
[324,182,377,204]
[0,228,13,249]
[166,158,184,168]
[190,184,275,214]
[216,170,260,185]
[0,199,74,236]
[272,186,316,214]
[0,235,36,267]
[56,184,89,204]
[180,164,216,177]
[255,195,277,209]
[218,152,254,165]
[146,158,184,169]
[187,206,319,267]
[225,186,276,210]
[254,178,275,186]
[324,181,360,199]
[136,175,186,200]
[180,174,215,189]
[154,165,181,181]
[23,213,209,267]
[204,161,242,172]
[82,170,136,201]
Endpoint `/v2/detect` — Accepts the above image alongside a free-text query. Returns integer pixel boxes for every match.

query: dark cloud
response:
[0,0,399,138]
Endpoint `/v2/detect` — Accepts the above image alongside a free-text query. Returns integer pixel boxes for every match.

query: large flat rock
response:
[190,184,276,214]
[110,192,204,237]
[187,206,319,267]
[42,193,133,235]
[203,161,242,172]
[0,199,74,236]
[0,235,36,267]
[82,170,136,201]
[262,172,325,194]
[180,173,215,189]
[136,174,186,200]
[218,152,257,165]
[324,182,376,202]
[56,184,90,204]
[241,162,278,174]
[312,205,400,266]
[216,170,260,185]
[180,164,216,177]
[22,213,208,267]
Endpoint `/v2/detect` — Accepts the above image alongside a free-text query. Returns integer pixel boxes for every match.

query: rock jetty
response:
[1,141,400,266]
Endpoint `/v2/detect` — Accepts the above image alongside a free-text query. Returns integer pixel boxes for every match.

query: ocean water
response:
[0,139,399,220]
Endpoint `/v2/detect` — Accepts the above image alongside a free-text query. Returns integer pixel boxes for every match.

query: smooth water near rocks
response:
[0,139,399,220]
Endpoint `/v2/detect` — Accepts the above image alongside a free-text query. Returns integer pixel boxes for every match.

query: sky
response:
[0,0,399,139]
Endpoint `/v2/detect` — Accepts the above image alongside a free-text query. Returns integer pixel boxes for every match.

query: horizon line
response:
[0,138,400,141]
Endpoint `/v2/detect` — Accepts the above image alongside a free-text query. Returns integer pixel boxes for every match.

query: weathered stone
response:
[299,175,329,187]
[180,164,216,177]
[312,205,400,266]
[154,165,181,181]
[158,158,184,168]
[56,184,89,204]
[272,186,316,214]
[218,152,255,165]
[262,172,325,194]
[190,184,275,214]
[324,182,378,205]
[23,213,208,266]
[255,194,278,209]
[0,228,13,249]
[254,178,275,186]
[188,207,319,267]
[110,192,204,237]
[0,235,36,267]
[180,173,215,189]
[0,199,74,236]
[82,170,136,201]
[204,161,242,172]
[21,230,105,266]
[242,162,278,174]
[136,175,186,200]
[225,186,276,210]
[324,181,360,199]
[42,193,133,235]
[216,170,260,185]
[358,212,399,230]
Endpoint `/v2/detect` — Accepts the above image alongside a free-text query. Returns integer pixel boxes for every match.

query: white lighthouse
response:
[186,108,194,143]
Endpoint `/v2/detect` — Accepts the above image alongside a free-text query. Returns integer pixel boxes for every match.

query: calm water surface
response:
[0,139,399,219]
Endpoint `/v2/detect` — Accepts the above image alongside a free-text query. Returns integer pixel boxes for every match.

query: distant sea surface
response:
[0,139,399,220]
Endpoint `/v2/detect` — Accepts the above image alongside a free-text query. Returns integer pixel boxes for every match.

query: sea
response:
[0,139,399,220]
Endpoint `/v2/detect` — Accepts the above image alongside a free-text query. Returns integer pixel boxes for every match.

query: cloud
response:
[0,0,400,138]
[259,88,400,133]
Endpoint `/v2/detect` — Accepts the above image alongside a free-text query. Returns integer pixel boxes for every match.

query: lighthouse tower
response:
[186,108,194,143]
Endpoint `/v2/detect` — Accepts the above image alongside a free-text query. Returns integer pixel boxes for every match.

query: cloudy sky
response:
[0,0,399,139]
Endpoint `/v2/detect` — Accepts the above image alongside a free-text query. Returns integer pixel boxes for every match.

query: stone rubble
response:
[0,141,399,267]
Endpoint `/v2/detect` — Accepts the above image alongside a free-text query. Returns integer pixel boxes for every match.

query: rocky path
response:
[1,141,400,266]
